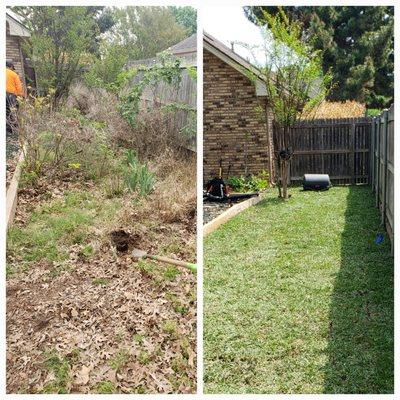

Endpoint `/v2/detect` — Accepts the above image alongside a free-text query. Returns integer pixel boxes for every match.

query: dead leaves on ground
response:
[7,249,197,394]
[7,172,197,394]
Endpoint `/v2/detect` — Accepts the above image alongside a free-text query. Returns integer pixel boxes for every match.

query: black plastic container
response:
[303,174,331,190]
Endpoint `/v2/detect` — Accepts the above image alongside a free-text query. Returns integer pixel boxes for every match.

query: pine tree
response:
[244,6,394,109]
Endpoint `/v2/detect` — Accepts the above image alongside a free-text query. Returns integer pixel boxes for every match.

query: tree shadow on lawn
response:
[323,186,394,393]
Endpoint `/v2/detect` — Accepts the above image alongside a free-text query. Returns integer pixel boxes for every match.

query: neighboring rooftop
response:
[6,9,30,37]
[169,33,197,56]
[128,34,197,68]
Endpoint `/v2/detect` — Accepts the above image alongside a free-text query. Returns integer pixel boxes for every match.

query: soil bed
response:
[203,197,251,224]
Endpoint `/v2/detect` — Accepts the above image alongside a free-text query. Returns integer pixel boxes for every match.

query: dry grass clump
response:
[67,82,188,158]
[116,108,188,159]
[114,151,196,261]
[301,100,366,119]
[151,152,196,224]
[18,97,96,177]
[126,152,196,226]
[117,151,195,214]
[67,82,132,141]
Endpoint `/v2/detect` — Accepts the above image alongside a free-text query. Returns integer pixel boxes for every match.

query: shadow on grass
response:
[324,186,394,393]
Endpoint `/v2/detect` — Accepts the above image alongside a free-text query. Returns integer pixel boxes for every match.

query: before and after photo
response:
[4,2,395,396]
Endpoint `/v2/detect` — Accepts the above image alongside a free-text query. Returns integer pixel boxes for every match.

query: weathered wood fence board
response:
[371,104,394,247]
[126,60,197,150]
[288,117,372,184]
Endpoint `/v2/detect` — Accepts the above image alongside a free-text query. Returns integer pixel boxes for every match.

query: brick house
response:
[6,9,32,92]
[203,32,274,183]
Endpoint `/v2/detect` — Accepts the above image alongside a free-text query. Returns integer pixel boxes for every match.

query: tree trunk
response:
[281,160,288,200]
[273,123,292,199]
[277,160,282,198]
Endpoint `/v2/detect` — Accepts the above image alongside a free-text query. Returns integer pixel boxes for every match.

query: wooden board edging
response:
[6,149,25,229]
[203,193,266,237]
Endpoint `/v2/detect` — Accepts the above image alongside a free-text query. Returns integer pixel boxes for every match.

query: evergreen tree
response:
[244,6,394,109]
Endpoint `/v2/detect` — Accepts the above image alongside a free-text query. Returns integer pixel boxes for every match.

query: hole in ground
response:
[109,229,139,253]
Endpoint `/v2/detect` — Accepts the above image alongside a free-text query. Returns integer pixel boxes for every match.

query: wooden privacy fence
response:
[288,117,372,184]
[285,107,394,245]
[126,60,197,150]
[371,104,394,244]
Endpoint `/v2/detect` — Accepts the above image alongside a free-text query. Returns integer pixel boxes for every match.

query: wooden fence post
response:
[381,110,388,226]
[375,116,380,208]
[370,118,375,190]
[350,122,356,184]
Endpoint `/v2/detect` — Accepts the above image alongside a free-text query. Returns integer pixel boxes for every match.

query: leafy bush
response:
[366,108,382,117]
[118,52,183,128]
[18,94,121,185]
[227,171,269,193]
[84,44,129,92]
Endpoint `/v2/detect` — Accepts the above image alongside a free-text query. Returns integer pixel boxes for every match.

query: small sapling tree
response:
[239,7,332,199]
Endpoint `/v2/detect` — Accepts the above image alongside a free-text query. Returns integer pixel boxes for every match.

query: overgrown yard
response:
[6,85,196,394]
[204,186,393,394]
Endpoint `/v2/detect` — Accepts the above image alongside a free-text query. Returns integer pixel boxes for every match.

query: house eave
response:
[204,41,266,96]
[6,13,30,37]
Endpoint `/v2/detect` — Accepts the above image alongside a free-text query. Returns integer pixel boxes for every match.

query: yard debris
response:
[7,142,196,394]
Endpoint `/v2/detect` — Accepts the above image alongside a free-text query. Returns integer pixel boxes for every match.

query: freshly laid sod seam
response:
[204,186,393,394]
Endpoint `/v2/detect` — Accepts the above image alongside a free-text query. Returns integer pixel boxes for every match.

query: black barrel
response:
[303,174,331,190]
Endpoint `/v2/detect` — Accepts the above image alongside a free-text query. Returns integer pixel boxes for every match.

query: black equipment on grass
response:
[303,174,331,190]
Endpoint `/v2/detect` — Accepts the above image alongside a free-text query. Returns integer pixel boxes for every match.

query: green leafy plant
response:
[366,108,382,117]
[84,44,129,92]
[124,150,155,196]
[119,52,183,128]
[227,171,269,193]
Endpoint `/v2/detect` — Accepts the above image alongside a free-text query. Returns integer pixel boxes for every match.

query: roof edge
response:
[203,31,267,96]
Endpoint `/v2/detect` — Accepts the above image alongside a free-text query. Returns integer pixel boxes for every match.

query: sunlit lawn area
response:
[204,186,393,394]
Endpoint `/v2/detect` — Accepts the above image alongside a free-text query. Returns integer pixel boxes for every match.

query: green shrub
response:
[366,108,382,117]
[84,44,128,92]
[227,170,269,192]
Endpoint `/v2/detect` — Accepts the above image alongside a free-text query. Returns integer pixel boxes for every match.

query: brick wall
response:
[6,21,26,89]
[203,49,273,182]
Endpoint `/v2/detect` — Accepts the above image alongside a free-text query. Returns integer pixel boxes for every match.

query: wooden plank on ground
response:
[6,150,25,229]
[203,194,266,237]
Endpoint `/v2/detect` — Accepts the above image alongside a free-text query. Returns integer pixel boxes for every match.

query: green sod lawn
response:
[204,186,393,394]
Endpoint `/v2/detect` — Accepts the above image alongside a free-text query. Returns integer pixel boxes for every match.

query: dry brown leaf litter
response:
[7,169,196,394]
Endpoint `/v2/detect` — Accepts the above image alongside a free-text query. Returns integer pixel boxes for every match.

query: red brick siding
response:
[203,49,273,182]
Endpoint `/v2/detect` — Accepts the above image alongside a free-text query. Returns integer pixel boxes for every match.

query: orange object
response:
[6,68,24,96]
